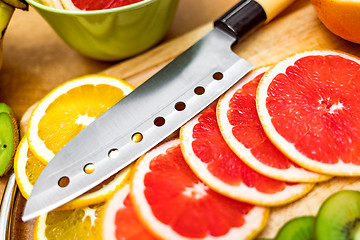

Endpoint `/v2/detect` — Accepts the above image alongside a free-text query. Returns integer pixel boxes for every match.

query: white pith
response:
[82,207,97,226]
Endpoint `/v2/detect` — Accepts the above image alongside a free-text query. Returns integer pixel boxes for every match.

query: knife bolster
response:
[214,0,266,40]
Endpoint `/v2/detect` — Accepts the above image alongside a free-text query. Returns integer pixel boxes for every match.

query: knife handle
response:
[214,0,294,39]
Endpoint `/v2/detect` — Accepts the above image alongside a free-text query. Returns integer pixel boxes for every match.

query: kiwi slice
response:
[274,216,315,240]
[315,190,360,240]
[0,102,12,115]
[0,112,17,175]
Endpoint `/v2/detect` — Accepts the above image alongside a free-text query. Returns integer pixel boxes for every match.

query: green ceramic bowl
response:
[25,0,179,61]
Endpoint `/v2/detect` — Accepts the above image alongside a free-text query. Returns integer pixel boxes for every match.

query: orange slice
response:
[14,137,45,199]
[27,74,133,164]
[34,203,104,240]
[256,50,360,176]
[14,136,132,209]
[131,139,269,240]
[181,102,315,206]
[217,67,330,182]
[101,184,156,240]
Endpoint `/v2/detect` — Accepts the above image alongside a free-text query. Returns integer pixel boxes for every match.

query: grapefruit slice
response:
[217,67,330,182]
[257,50,360,176]
[101,184,156,240]
[181,102,315,206]
[60,0,143,11]
[131,139,269,240]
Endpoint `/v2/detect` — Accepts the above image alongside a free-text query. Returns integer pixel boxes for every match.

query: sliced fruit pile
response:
[25,49,360,239]
[41,0,143,11]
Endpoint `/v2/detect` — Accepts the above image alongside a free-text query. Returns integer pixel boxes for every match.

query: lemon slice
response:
[14,136,132,209]
[27,74,133,164]
[34,204,104,240]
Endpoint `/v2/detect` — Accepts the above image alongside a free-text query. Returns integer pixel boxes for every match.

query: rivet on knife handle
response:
[22,0,295,222]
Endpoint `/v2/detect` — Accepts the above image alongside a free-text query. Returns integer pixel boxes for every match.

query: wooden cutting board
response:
[9,0,360,239]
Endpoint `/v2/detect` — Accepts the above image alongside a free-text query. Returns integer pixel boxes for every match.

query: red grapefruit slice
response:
[180,102,315,206]
[101,184,156,240]
[217,67,330,182]
[256,50,360,176]
[61,0,143,11]
[131,139,269,240]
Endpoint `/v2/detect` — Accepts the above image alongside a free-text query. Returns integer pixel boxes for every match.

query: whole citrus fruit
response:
[311,0,360,44]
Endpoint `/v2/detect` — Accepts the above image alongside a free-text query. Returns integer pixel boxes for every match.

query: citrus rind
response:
[14,137,34,199]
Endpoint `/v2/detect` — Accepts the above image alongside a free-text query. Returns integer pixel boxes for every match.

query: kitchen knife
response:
[23,0,294,221]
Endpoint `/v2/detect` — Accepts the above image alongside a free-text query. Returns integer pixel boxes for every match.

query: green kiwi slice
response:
[0,102,12,115]
[315,190,360,240]
[274,216,315,240]
[0,112,15,175]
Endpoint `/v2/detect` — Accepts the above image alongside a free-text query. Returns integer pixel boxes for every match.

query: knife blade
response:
[23,0,294,221]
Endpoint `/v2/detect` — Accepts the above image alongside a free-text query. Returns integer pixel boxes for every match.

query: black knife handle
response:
[214,0,266,39]
[215,0,294,40]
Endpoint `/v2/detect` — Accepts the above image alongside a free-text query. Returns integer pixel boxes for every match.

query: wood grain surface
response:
[4,0,360,239]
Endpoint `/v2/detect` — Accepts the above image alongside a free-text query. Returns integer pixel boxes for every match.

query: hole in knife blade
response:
[58,176,70,188]
[154,117,165,127]
[194,86,205,95]
[132,132,143,143]
[84,163,95,174]
[108,148,120,159]
[175,102,186,111]
[213,72,223,80]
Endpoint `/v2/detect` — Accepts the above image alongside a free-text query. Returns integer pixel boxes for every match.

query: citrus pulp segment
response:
[101,184,156,240]
[181,102,315,206]
[217,67,329,182]
[33,203,104,240]
[27,74,133,164]
[131,139,269,240]
[14,136,132,209]
[256,50,360,176]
